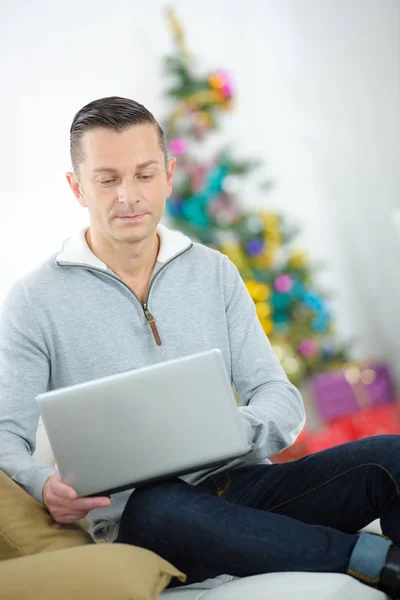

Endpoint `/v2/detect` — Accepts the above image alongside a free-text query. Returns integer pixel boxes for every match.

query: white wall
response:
[1,0,400,373]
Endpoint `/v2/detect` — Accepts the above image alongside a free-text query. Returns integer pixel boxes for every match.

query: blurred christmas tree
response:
[162,10,349,386]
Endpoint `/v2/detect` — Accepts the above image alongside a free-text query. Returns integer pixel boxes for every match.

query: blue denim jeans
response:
[116,435,400,587]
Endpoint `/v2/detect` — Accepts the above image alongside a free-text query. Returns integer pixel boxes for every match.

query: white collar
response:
[55,223,192,270]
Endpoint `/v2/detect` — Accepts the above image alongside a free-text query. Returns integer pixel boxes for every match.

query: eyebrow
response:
[92,160,159,174]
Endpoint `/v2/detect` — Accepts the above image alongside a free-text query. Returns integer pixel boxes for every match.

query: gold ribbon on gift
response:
[343,364,377,410]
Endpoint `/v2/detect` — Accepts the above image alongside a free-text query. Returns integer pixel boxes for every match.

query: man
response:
[1,96,400,597]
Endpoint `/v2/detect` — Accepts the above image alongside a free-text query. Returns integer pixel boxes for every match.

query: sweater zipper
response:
[142,302,162,347]
[57,244,193,347]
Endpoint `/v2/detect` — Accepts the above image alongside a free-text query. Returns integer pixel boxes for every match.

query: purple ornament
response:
[246,238,264,256]
[274,274,294,294]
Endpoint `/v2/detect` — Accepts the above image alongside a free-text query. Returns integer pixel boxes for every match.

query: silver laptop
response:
[36,348,251,497]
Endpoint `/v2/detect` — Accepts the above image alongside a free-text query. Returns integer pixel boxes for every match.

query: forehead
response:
[81,124,162,169]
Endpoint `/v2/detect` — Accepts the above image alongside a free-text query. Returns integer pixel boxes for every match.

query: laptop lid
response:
[36,348,251,497]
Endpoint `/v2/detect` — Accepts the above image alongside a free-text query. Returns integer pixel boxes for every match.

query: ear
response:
[165,158,176,198]
[66,172,87,208]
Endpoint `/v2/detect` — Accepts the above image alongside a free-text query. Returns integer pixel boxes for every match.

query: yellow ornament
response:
[188,89,225,107]
[289,249,308,269]
[245,281,271,302]
[208,74,224,89]
[261,212,280,230]
[264,228,281,246]
[256,301,271,320]
[258,212,281,245]
[260,317,274,335]
[251,248,277,269]
[221,244,246,269]
[253,284,271,301]
[245,279,258,297]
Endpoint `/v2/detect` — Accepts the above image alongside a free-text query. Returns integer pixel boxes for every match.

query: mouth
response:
[117,214,147,222]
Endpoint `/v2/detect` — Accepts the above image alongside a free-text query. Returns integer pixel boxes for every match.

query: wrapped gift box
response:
[271,403,400,463]
[310,362,396,423]
[306,403,400,456]
[350,403,400,438]
[306,418,356,455]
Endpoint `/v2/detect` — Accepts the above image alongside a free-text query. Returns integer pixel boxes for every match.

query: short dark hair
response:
[69,96,168,175]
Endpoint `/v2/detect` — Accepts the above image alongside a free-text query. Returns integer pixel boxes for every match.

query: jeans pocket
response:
[210,472,232,498]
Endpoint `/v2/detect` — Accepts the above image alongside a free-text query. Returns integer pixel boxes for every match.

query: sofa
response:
[33,420,388,600]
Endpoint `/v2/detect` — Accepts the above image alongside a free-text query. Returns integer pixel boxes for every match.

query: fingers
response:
[45,471,111,524]
[49,494,111,511]
[48,472,110,509]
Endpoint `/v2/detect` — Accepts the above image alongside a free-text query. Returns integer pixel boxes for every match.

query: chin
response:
[117,225,155,244]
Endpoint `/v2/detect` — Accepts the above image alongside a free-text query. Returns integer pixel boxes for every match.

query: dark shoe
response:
[379,545,400,599]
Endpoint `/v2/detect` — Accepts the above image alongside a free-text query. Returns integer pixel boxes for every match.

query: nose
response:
[117,179,141,204]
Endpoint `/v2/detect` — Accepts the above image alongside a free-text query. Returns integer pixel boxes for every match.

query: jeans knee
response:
[354,436,400,506]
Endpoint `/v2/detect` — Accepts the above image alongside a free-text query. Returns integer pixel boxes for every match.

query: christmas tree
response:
[162,11,348,387]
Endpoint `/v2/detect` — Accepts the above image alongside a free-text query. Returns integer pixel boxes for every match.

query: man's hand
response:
[43,470,111,524]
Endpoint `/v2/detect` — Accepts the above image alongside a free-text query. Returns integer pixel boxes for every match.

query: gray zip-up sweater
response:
[0,224,305,541]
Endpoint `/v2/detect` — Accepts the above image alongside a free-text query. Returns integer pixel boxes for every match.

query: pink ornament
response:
[216,70,233,96]
[221,82,233,97]
[168,138,187,155]
[298,340,318,357]
[274,274,293,294]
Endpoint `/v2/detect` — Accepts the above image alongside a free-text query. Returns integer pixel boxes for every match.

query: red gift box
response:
[270,403,400,464]
[307,418,356,454]
[306,403,400,456]
[350,403,400,439]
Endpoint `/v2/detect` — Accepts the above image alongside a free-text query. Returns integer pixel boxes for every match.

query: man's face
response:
[67,124,175,244]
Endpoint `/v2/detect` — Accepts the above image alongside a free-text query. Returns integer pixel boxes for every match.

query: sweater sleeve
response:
[223,256,306,460]
[0,280,56,503]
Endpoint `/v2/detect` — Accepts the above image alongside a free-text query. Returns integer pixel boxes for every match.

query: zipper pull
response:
[143,303,162,347]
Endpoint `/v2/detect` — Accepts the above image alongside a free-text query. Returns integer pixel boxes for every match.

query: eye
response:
[138,174,154,181]
[99,179,116,185]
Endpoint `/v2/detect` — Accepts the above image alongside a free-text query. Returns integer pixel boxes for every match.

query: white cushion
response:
[161,572,388,599]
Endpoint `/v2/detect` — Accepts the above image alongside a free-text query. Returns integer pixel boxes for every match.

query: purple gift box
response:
[310,362,397,423]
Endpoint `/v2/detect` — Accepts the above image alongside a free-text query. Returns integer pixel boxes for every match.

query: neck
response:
[85,228,160,284]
